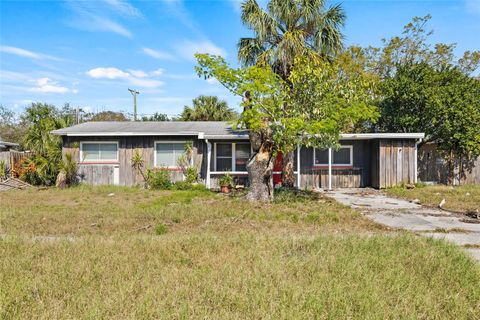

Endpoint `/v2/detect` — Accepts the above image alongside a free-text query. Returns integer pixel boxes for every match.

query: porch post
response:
[328,147,332,190]
[296,144,301,188]
[206,140,211,189]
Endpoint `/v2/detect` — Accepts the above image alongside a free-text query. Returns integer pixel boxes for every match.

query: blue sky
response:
[1,0,479,118]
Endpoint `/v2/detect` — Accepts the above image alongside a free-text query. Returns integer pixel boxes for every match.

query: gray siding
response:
[299,140,372,189]
[63,136,202,186]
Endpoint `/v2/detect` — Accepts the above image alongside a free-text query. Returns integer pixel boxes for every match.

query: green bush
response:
[0,160,6,180]
[219,173,234,187]
[147,169,172,190]
[184,167,198,183]
[155,223,168,235]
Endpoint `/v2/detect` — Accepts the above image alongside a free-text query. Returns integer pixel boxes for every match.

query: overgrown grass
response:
[1,186,479,318]
[386,184,480,213]
[0,185,379,236]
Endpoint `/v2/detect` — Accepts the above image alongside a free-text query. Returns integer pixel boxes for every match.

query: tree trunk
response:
[281,151,295,189]
[246,127,275,202]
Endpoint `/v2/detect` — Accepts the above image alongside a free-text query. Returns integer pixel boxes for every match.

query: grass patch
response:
[1,186,479,318]
[386,184,480,213]
[1,234,479,319]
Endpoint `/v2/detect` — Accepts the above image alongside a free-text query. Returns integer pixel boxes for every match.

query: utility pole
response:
[128,88,140,121]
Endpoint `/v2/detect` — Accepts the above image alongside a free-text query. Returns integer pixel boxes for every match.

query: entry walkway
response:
[327,188,480,262]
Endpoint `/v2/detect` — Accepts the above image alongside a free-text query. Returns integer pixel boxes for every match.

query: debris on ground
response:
[0,178,33,191]
[108,193,115,197]
[405,184,415,189]
[439,199,446,208]
[411,199,421,204]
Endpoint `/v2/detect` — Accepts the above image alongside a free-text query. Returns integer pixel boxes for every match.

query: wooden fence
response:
[0,151,34,176]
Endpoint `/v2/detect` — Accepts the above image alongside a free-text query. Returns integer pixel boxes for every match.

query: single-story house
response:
[52,121,424,189]
[0,135,19,151]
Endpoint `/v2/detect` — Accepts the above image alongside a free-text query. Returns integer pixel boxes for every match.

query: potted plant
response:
[219,173,234,193]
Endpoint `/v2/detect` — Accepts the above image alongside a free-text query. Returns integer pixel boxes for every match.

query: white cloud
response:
[0,46,61,61]
[206,78,219,85]
[128,69,149,78]
[103,0,142,17]
[85,67,164,88]
[150,68,164,76]
[91,16,132,38]
[142,47,176,60]
[86,67,130,79]
[175,40,227,61]
[30,78,73,94]
[66,1,134,38]
[129,78,164,88]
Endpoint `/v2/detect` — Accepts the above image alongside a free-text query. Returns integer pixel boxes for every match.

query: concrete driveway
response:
[327,188,480,262]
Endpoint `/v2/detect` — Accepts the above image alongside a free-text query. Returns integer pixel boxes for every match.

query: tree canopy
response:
[196,53,378,200]
[179,95,237,121]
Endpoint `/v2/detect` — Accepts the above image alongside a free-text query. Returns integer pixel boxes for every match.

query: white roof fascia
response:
[340,133,425,140]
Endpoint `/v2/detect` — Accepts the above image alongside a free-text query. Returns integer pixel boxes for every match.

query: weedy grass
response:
[386,184,480,213]
[1,186,479,319]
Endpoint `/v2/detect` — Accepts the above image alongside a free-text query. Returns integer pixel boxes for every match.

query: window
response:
[214,142,251,172]
[80,142,118,162]
[216,143,232,171]
[155,142,185,168]
[235,144,250,171]
[314,146,353,166]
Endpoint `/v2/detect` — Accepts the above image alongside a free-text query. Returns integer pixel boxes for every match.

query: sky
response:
[1,0,479,118]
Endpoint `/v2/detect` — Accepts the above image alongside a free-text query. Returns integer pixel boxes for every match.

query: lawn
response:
[1,186,479,319]
[386,184,480,214]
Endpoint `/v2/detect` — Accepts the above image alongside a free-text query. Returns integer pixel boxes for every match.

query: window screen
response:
[235,144,250,171]
[82,143,118,161]
[314,146,352,166]
[216,143,232,171]
[155,143,185,167]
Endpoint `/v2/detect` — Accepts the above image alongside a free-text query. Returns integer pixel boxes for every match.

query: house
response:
[0,135,19,151]
[52,121,424,189]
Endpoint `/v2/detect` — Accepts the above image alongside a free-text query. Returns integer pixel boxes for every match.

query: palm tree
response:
[238,0,345,187]
[180,96,237,121]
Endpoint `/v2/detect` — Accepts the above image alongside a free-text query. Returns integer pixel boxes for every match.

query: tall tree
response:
[0,105,27,144]
[21,103,74,185]
[238,0,345,187]
[180,95,237,121]
[196,54,377,201]
[141,112,170,121]
[85,110,129,122]
[368,15,480,184]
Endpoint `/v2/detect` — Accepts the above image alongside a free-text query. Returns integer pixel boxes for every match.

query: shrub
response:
[184,166,198,183]
[59,153,78,186]
[0,160,6,180]
[219,173,234,187]
[155,223,168,235]
[147,169,172,190]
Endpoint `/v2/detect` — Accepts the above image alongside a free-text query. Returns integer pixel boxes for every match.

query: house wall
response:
[377,139,416,188]
[62,136,203,186]
[299,140,372,189]
[62,135,421,189]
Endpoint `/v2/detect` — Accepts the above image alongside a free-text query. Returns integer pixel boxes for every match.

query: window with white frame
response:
[314,146,353,166]
[215,142,251,172]
[80,142,118,162]
[155,142,185,168]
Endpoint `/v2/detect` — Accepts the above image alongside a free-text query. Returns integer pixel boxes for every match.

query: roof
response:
[0,135,19,149]
[51,121,424,140]
[51,121,248,139]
